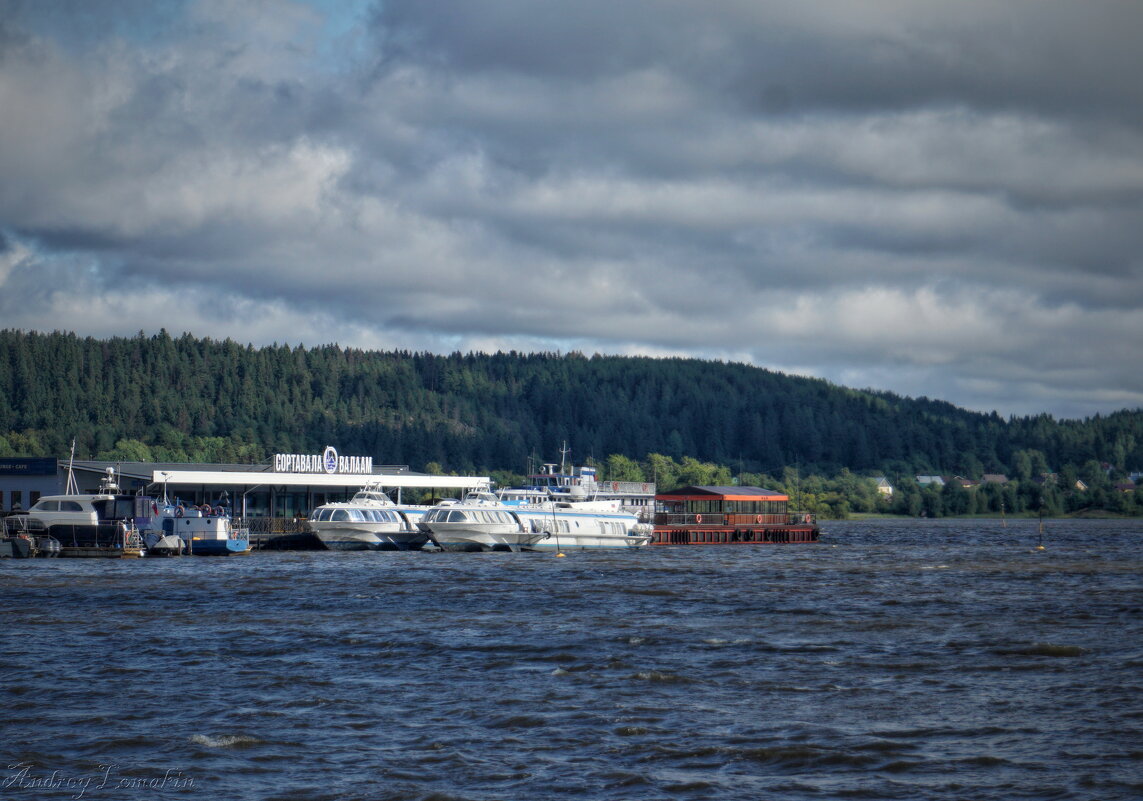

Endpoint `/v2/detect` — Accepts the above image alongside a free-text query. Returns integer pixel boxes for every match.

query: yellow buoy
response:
[556,553,566,558]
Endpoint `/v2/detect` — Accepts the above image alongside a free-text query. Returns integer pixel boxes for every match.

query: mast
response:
[65,439,79,495]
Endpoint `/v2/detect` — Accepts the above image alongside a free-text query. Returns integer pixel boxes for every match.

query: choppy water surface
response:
[3,518,1141,800]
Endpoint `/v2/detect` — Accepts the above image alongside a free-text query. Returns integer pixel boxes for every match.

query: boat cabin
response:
[655,486,790,526]
[652,485,817,545]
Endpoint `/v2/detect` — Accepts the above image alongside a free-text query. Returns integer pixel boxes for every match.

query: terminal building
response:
[0,447,489,518]
[0,458,59,514]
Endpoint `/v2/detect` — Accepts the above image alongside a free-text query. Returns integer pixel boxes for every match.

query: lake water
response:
[2,518,1141,800]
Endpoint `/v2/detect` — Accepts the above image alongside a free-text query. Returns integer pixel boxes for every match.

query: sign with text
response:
[273,446,372,475]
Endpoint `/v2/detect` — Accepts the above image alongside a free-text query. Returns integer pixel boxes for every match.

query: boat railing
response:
[46,521,141,549]
[125,527,145,550]
[238,517,311,535]
[597,480,656,495]
[725,513,799,526]
[656,513,714,526]
[654,513,809,527]
[3,514,47,536]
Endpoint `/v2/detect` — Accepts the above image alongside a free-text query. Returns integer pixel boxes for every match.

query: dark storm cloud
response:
[370,1,1143,121]
[1,0,1142,418]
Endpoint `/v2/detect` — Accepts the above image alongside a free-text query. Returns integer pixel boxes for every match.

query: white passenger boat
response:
[522,452,656,520]
[418,491,534,552]
[138,496,250,556]
[419,490,652,552]
[21,468,145,557]
[307,484,429,551]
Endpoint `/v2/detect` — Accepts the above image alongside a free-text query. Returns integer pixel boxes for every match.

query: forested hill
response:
[2,329,1142,479]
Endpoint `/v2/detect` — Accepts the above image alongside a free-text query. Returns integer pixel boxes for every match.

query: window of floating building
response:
[688,499,722,515]
[243,491,270,517]
[274,492,309,518]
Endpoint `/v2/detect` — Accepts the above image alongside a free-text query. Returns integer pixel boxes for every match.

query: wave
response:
[630,670,691,684]
[993,643,1088,657]
[189,734,262,748]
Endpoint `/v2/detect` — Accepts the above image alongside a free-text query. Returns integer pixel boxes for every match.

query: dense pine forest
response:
[3,329,1142,516]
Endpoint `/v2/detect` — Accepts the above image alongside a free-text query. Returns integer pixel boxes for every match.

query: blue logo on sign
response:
[323,446,338,474]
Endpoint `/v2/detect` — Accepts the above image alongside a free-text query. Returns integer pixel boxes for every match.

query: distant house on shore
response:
[916,475,945,488]
[1037,473,1088,491]
[952,476,980,489]
[982,474,1009,485]
[873,477,893,497]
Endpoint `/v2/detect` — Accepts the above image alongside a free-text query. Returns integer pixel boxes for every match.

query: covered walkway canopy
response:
[150,469,488,491]
[64,460,489,518]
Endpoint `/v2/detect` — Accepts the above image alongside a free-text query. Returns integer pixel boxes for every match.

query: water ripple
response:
[1,518,1139,800]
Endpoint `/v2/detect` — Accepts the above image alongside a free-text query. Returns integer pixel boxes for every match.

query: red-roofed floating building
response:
[652,486,819,545]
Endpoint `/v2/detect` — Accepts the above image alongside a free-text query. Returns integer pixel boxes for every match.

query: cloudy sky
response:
[2,0,1141,420]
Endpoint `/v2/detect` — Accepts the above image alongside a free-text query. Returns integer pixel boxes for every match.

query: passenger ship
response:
[419,490,652,552]
[307,483,429,551]
[652,486,819,545]
[524,462,656,520]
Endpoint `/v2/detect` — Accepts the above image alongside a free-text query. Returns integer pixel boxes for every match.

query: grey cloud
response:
[370,1,1143,121]
[1,0,1142,418]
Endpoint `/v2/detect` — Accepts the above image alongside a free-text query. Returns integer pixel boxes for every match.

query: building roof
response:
[71,460,413,479]
[65,460,488,490]
[657,485,788,501]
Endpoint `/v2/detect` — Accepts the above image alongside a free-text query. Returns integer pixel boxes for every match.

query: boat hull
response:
[188,537,250,556]
[427,523,538,552]
[423,497,648,552]
[311,524,429,552]
[651,525,819,545]
[1,537,32,558]
[0,531,60,557]
[60,546,146,558]
[427,521,649,552]
[513,511,650,551]
[45,523,145,557]
[525,533,652,551]
[319,536,429,552]
[145,534,185,557]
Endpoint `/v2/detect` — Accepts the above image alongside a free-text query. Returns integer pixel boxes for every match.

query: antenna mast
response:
[65,439,79,494]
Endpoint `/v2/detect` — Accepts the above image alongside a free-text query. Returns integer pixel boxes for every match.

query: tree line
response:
[481,456,1143,519]
[1,329,1141,516]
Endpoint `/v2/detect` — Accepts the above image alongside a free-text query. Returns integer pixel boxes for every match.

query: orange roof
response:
[656,486,789,502]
